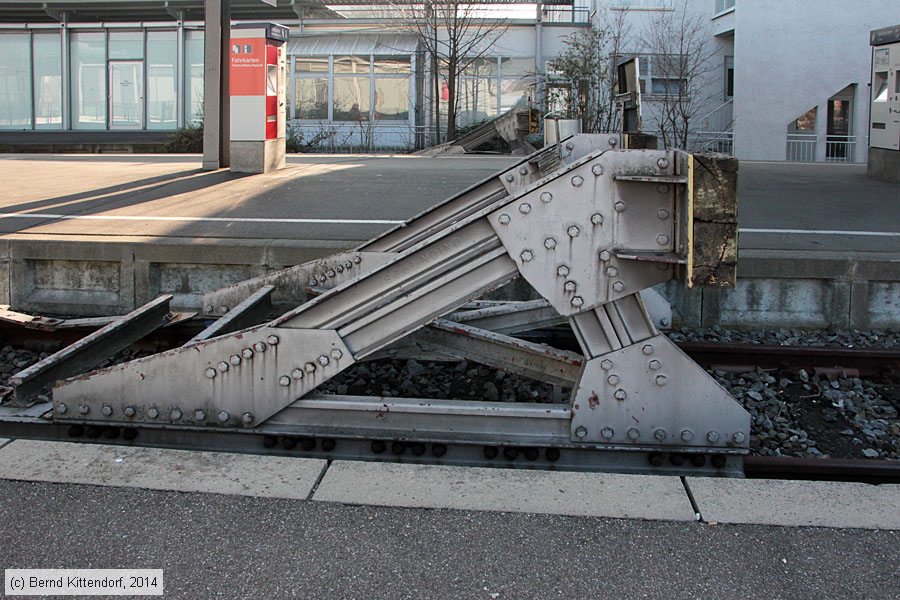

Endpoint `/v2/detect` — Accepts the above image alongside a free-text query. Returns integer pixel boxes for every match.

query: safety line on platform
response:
[739,228,900,237]
[0,213,405,225]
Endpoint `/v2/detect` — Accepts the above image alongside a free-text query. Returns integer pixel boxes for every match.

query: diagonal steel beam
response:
[7,295,173,406]
[187,285,275,344]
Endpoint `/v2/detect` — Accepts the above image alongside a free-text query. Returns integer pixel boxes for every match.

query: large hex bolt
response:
[218,410,230,423]
[607,374,620,385]
[614,389,627,400]
[317,355,330,366]
[571,175,584,187]
[266,335,280,346]
[575,426,588,439]
[253,342,267,353]
[564,281,577,292]
[241,412,254,426]
[600,427,615,440]
[733,432,746,444]
[571,296,584,308]
[657,157,669,169]
[124,406,136,418]
[591,213,604,225]
[592,164,604,176]
[229,355,241,366]
[654,428,667,441]
[331,349,343,360]
[540,192,553,203]
[612,281,625,293]
[627,428,640,440]
[567,225,581,238]
[519,203,532,214]
[241,348,254,359]
[680,429,694,442]
[544,238,557,250]
[520,250,534,262]
[194,409,206,421]
[600,359,613,370]
[498,214,511,225]
[147,407,159,419]
[101,405,113,416]
[557,265,570,277]
[204,368,217,379]
[171,408,183,421]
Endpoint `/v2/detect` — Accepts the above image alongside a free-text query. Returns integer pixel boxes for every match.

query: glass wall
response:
[0,33,32,129]
[71,31,107,129]
[33,33,62,129]
[147,30,177,129]
[185,29,205,123]
[294,54,413,123]
[441,56,534,128]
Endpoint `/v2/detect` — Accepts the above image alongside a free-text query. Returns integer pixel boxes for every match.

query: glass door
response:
[109,60,143,129]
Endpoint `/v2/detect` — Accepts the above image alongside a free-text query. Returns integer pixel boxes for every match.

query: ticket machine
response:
[868,24,900,182]
[230,22,288,173]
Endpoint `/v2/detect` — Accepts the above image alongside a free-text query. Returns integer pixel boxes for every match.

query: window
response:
[628,54,686,98]
[33,33,62,129]
[0,33,32,129]
[109,30,143,60]
[295,57,328,120]
[789,107,817,132]
[184,30,204,124]
[147,30,177,130]
[333,55,370,121]
[374,56,410,121]
[609,0,674,9]
[651,78,683,95]
[715,0,735,14]
[71,31,106,129]
[724,56,734,98]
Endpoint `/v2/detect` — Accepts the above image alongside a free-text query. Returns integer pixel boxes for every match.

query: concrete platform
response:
[687,477,900,530]
[0,439,327,499]
[313,461,696,521]
[0,154,897,328]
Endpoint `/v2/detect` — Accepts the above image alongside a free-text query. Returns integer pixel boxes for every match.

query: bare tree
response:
[641,0,717,149]
[390,2,509,143]
[545,6,631,133]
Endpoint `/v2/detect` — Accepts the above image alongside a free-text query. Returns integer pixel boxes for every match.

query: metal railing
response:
[697,99,733,133]
[825,135,856,163]
[541,6,591,24]
[692,131,733,155]
[786,133,817,162]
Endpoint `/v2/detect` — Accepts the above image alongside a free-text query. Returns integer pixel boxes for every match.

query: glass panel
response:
[789,107,817,133]
[334,55,369,74]
[296,57,328,73]
[33,33,62,129]
[109,30,144,59]
[499,77,533,113]
[110,62,143,128]
[0,33,32,129]
[461,57,497,77]
[71,31,106,130]
[295,77,328,120]
[147,30,176,130]
[456,77,498,126]
[374,56,410,74]
[185,29,204,123]
[500,57,532,77]
[651,78,683,95]
[374,77,409,120]
[333,76,370,120]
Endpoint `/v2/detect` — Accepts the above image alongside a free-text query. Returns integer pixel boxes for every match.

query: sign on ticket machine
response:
[230,23,288,173]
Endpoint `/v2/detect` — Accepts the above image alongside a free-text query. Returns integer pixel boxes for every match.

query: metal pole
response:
[202,0,230,170]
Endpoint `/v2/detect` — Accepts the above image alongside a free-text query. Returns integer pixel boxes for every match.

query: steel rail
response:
[744,455,900,485]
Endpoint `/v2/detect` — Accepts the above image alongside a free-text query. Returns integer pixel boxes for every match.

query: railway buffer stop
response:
[229,22,288,174]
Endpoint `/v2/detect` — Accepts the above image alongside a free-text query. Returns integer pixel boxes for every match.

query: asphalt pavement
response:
[1,478,898,599]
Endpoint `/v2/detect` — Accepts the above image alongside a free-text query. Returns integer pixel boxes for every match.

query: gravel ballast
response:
[1,327,897,461]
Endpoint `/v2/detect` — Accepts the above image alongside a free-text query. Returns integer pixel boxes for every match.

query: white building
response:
[0,0,897,162]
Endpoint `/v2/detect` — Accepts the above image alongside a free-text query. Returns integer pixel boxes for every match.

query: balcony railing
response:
[542,6,591,24]
[825,135,856,163]
[786,133,817,162]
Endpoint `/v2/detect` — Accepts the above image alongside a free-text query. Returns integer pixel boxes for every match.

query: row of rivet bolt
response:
[307,255,362,287]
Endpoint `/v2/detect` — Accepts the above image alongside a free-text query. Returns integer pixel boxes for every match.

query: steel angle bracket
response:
[52,327,353,428]
[570,333,750,451]
[487,149,682,317]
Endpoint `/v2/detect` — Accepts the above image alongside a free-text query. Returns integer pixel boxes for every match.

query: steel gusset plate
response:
[569,333,750,450]
[52,327,353,428]
[488,150,679,317]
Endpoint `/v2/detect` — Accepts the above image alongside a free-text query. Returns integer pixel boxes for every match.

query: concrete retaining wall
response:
[1,238,897,330]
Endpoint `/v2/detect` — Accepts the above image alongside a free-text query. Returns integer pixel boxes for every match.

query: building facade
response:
[0,0,897,161]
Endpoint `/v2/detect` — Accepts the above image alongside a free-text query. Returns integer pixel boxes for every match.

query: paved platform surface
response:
[0,154,896,253]
[0,439,898,598]
[3,479,897,599]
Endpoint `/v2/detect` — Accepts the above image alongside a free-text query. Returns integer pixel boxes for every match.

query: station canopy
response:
[0,0,572,23]
[289,33,418,56]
